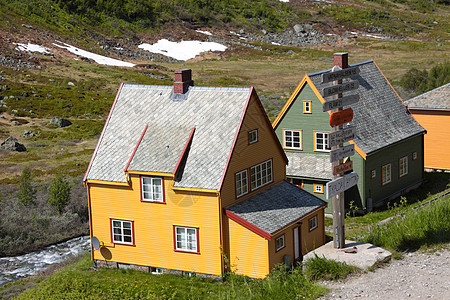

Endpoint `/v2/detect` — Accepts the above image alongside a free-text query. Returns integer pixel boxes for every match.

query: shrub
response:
[401,63,450,95]
[16,167,36,206]
[48,173,71,213]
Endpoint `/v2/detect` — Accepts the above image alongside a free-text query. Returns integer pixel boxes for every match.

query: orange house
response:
[84,70,327,279]
[405,83,450,170]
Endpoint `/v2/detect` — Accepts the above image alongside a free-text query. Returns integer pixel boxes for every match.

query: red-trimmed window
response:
[236,170,248,198]
[174,226,199,253]
[141,176,164,202]
[275,235,285,252]
[111,219,134,245]
[250,159,272,190]
[248,129,258,144]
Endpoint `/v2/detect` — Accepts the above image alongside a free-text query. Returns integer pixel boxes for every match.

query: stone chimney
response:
[334,52,348,69]
[174,69,194,94]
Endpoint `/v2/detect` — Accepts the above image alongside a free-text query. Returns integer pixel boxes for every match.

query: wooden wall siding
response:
[227,218,269,278]
[88,174,222,276]
[344,152,365,210]
[410,111,450,170]
[221,94,287,208]
[364,135,424,207]
[274,83,330,154]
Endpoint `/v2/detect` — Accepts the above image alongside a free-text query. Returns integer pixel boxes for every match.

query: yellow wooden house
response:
[84,69,327,279]
[405,83,450,170]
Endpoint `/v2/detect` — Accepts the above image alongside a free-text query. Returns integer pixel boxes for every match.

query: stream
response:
[0,236,90,287]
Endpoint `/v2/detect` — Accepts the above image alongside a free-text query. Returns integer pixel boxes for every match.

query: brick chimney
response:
[174,69,194,94]
[334,52,348,69]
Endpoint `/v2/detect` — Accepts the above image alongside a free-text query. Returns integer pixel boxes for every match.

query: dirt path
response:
[319,246,450,299]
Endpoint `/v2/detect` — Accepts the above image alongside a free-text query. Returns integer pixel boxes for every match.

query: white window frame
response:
[314,131,330,152]
[303,100,312,113]
[371,169,376,179]
[250,160,273,191]
[141,176,164,202]
[236,170,248,198]
[174,226,198,253]
[275,235,285,252]
[314,184,324,194]
[382,163,392,185]
[309,215,318,231]
[111,219,134,245]
[399,156,408,177]
[248,129,258,144]
[284,129,302,150]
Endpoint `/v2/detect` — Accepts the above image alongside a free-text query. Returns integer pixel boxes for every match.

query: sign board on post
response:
[322,66,360,83]
[329,108,353,127]
[326,172,359,199]
[330,144,355,163]
[323,94,360,112]
[323,80,360,98]
[333,161,353,176]
[329,126,356,147]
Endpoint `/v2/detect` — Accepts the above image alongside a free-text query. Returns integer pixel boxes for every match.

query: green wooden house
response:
[272,54,426,213]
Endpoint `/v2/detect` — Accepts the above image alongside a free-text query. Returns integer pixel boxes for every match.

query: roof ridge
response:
[307,59,374,77]
[122,84,250,92]
[405,82,450,104]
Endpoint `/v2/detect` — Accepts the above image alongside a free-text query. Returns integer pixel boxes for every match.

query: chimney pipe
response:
[334,52,348,69]
[174,69,194,94]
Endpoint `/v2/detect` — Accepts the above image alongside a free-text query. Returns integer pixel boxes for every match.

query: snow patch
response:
[52,41,135,67]
[196,30,213,36]
[138,39,227,61]
[15,43,51,54]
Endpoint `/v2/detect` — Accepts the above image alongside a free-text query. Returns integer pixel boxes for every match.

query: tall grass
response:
[363,197,450,253]
[303,254,360,281]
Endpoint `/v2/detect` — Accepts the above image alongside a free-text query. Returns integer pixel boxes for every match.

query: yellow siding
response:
[221,93,287,208]
[410,111,450,170]
[227,218,269,278]
[88,174,222,276]
[301,209,325,254]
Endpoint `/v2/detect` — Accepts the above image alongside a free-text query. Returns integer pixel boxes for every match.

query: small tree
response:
[17,167,36,206]
[48,173,71,214]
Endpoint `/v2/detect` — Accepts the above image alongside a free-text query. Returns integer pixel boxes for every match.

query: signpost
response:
[322,55,360,249]
[330,144,355,163]
[329,108,353,127]
[323,94,360,112]
[333,161,353,176]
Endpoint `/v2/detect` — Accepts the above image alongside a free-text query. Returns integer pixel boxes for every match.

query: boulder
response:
[1,136,27,152]
[22,130,39,138]
[49,117,72,128]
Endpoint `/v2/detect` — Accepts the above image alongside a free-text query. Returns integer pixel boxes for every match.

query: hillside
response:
[0,0,449,183]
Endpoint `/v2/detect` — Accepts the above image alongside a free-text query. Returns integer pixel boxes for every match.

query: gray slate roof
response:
[308,60,425,155]
[226,180,326,235]
[86,85,251,189]
[405,83,450,111]
[286,152,332,180]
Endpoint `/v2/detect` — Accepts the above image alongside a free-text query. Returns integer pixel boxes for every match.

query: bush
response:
[48,173,71,213]
[401,63,450,95]
[16,167,36,206]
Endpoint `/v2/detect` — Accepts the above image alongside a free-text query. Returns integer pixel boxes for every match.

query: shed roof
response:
[285,152,332,180]
[85,84,252,190]
[405,83,450,111]
[226,180,326,236]
[308,60,425,155]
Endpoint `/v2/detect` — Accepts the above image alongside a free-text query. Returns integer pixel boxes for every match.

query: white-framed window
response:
[275,235,285,252]
[111,219,134,245]
[309,216,318,231]
[413,152,418,160]
[399,156,408,177]
[382,163,392,185]
[251,160,272,190]
[303,101,312,113]
[248,129,258,144]
[284,129,302,150]
[314,184,324,194]
[141,176,164,202]
[314,131,330,152]
[174,226,198,253]
[236,170,248,198]
[371,169,376,179]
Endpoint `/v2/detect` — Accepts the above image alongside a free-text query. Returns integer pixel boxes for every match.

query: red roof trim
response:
[84,83,124,183]
[217,87,253,191]
[225,209,272,241]
[173,127,196,175]
[124,125,148,172]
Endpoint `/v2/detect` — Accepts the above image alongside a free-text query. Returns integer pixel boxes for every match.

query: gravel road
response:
[319,247,450,299]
